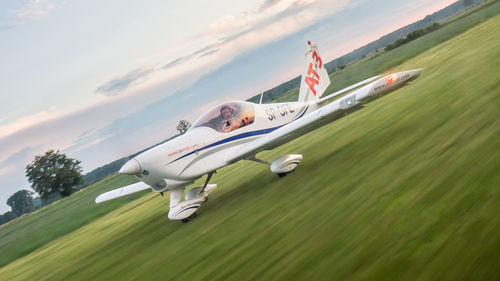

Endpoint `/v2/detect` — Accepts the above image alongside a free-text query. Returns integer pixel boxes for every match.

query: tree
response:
[176,120,191,134]
[0,211,17,225]
[336,57,345,70]
[7,190,34,216]
[26,150,83,200]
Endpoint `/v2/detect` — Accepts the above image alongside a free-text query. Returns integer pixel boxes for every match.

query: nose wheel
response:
[168,183,217,222]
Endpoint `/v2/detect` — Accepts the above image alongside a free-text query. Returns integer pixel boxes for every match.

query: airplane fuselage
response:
[133,101,319,192]
[122,69,422,194]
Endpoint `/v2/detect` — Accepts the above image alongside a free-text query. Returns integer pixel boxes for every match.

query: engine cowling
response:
[270,154,303,175]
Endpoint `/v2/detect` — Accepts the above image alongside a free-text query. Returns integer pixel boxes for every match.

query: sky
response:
[0,0,458,213]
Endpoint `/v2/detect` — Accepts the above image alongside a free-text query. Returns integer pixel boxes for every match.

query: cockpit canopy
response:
[192,101,255,133]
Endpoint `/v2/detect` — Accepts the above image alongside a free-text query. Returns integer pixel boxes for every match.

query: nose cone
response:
[119,159,142,175]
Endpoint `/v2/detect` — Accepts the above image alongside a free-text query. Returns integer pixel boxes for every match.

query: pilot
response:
[220,105,234,120]
[219,105,241,132]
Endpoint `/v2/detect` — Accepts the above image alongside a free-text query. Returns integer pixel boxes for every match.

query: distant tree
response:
[176,120,191,134]
[32,196,44,209]
[407,28,425,40]
[7,190,34,216]
[336,57,344,69]
[26,150,83,201]
[426,22,440,32]
[0,211,17,225]
[386,22,441,51]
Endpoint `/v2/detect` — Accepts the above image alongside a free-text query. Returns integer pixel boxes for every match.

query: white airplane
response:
[96,42,422,222]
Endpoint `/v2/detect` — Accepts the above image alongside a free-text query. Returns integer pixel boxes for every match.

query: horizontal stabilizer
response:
[95,182,150,203]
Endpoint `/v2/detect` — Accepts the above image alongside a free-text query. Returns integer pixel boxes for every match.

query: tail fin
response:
[298,41,331,103]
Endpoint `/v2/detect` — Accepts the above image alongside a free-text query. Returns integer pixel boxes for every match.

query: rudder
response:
[298,41,331,103]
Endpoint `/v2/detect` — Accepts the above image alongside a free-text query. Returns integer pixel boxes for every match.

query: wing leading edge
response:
[95,181,150,203]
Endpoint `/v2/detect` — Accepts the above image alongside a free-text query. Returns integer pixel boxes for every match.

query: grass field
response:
[0,175,144,267]
[1,5,499,281]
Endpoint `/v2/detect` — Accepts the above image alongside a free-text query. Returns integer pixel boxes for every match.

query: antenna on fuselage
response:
[259,91,264,104]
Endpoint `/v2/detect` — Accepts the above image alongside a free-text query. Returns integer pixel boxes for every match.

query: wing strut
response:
[247,156,270,166]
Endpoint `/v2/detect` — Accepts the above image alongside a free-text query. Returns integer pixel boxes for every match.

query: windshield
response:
[192,101,255,133]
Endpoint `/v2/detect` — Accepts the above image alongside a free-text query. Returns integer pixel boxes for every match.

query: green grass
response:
[1,7,500,281]
[0,175,144,267]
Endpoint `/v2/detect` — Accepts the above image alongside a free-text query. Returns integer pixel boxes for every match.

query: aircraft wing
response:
[226,70,416,164]
[225,69,421,164]
[95,181,150,203]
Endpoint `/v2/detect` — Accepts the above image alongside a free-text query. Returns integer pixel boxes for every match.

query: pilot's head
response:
[220,105,234,119]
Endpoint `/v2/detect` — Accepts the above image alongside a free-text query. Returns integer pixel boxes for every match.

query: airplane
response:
[95,41,422,222]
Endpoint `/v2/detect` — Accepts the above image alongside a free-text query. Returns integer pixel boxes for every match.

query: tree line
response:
[0,150,83,226]
[385,22,441,51]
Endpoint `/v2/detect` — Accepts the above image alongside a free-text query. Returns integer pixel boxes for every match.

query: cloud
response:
[199,48,220,58]
[15,9,46,20]
[1,0,63,30]
[94,0,335,97]
[95,42,225,96]
[95,67,156,96]
[64,133,114,153]
[161,56,192,70]
[258,0,287,12]
[0,146,39,177]
[0,109,60,140]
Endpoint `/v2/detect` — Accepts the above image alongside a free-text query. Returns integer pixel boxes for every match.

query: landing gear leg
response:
[199,172,214,195]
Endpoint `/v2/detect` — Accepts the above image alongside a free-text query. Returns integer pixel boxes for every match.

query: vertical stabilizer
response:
[298,41,331,103]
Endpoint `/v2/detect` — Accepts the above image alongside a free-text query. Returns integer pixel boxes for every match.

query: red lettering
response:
[312,51,322,68]
[307,63,319,79]
[305,76,318,96]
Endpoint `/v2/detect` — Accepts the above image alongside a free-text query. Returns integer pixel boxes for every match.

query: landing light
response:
[386,74,397,83]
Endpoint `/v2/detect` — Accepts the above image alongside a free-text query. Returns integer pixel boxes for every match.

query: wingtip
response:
[95,196,103,204]
[95,193,108,204]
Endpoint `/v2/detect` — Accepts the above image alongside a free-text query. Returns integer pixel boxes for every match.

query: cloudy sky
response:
[0,0,457,213]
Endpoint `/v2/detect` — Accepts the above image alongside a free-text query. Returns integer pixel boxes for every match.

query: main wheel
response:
[181,212,197,223]
[278,173,288,178]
